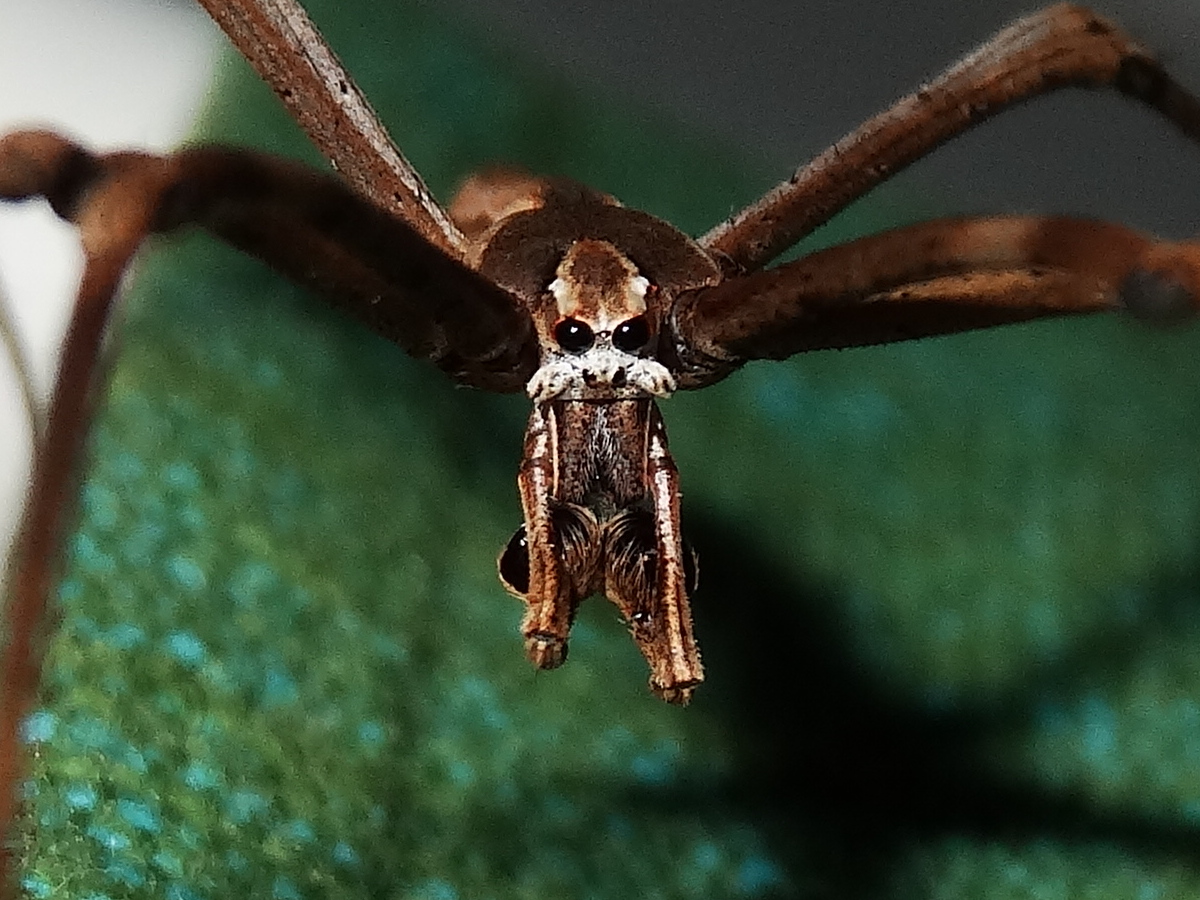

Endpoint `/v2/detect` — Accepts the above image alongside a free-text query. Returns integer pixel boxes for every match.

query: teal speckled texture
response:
[14,1,1200,897]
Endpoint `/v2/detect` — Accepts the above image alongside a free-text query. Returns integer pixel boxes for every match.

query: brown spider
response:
[2,0,1199,751]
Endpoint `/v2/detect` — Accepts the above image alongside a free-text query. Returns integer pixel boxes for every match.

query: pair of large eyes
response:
[553,315,651,354]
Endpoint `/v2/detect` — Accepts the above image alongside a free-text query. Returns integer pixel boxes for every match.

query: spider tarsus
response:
[1120,268,1197,325]
[652,682,696,706]
[1116,56,1167,104]
[525,634,568,670]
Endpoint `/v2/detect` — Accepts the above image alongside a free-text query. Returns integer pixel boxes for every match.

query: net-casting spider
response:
[2,0,1199,735]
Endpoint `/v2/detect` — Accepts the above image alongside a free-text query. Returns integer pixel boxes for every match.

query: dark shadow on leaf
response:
[610,512,1200,897]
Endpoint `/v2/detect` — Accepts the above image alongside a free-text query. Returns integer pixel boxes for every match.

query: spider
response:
[2,0,1199,739]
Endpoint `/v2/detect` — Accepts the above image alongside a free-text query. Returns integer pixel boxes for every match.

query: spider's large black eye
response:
[612,315,651,353]
[553,318,595,353]
[498,525,530,595]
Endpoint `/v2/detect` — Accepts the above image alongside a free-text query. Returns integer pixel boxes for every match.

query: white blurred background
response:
[1,0,1198,585]
[0,0,218,584]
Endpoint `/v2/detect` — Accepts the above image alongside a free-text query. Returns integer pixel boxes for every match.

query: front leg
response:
[701,4,1200,273]
[512,404,576,669]
[0,131,537,392]
[674,216,1200,370]
[603,409,704,704]
[644,409,704,703]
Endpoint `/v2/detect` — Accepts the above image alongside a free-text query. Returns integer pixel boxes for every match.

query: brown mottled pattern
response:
[552,401,651,512]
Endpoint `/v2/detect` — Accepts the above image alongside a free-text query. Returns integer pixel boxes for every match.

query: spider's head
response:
[526,239,675,403]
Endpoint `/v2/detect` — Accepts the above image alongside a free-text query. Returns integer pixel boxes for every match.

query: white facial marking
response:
[549,277,573,315]
[527,354,676,403]
[529,239,672,403]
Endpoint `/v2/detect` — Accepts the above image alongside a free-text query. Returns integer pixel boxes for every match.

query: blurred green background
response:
[15,0,1200,897]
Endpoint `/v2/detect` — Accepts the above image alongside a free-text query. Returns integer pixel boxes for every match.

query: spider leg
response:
[196,0,467,258]
[0,128,542,832]
[514,405,581,670]
[701,4,1200,274]
[642,408,703,704]
[672,216,1199,369]
[0,131,536,391]
[0,276,39,448]
[0,140,157,849]
[600,409,703,705]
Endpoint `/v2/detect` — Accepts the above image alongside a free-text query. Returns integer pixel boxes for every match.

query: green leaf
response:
[20,1,1200,897]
